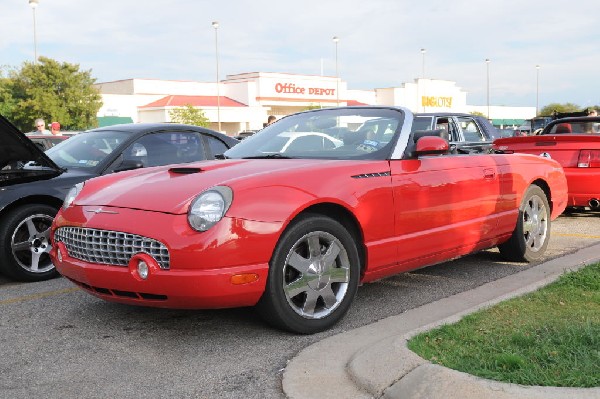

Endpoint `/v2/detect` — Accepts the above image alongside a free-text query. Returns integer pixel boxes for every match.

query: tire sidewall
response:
[258,214,360,334]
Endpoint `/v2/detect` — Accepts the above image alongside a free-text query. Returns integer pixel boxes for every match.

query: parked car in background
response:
[233,130,258,140]
[493,116,600,210]
[497,128,519,138]
[0,115,238,282]
[51,106,567,334]
[412,113,500,153]
[26,134,70,150]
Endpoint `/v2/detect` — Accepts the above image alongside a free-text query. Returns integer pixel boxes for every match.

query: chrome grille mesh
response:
[54,227,170,269]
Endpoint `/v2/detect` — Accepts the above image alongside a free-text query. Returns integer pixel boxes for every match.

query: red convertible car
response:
[494,116,600,210]
[50,106,568,333]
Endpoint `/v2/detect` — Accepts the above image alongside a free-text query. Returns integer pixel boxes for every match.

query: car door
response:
[455,116,491,153]
[390,152,502,270]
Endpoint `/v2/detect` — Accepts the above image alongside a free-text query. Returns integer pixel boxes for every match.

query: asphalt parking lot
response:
[0,211,598,399]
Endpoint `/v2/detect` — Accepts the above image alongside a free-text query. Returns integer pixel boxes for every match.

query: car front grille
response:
[54,227,170,269]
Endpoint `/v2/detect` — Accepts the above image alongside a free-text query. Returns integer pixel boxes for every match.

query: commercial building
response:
[96,72,535,135]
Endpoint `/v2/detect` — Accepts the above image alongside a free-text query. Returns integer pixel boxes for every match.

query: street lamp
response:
[536,65,541,116]
[485,58,491,119]
[29,0,39,64]
[333,36,339,105]
[212,21,221,132]
[420,48,426,78]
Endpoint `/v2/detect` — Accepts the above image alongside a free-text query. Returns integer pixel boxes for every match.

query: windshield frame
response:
[224,107,408,161]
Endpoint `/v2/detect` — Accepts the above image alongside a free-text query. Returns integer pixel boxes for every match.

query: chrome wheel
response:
[283,231,350,319]
[522,194,548,253]
[11,213,54,274]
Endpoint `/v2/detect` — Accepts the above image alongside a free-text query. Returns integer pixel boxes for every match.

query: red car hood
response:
[75,159,367,214]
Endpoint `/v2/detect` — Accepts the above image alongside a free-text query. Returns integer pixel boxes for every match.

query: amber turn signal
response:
[230,273,259,285]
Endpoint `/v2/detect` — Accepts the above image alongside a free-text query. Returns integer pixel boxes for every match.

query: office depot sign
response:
[274,82,336,96]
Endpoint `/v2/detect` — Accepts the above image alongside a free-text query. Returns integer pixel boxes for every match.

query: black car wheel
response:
[257,214,360,334]
[498,185,550,262]
[0,204,59,281]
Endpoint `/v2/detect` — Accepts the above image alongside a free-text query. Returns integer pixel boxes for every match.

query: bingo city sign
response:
[421,96,453,108]
[274,82,336,97]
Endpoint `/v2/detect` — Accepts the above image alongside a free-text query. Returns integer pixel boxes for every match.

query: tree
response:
[6,57,102,132]
[539,102,582,116]
[470,111,486,117]
[168,104,210,127]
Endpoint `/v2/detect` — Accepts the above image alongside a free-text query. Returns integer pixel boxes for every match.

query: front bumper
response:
[51,205,282,309]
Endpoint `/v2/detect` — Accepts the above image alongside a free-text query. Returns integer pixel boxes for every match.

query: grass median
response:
[407,262,600,388]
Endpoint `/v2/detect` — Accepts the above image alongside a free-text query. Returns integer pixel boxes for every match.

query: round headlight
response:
[63,182,84,209]
[188,186,233,231]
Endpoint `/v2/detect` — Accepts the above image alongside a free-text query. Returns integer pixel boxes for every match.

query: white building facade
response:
[96,72,535,134]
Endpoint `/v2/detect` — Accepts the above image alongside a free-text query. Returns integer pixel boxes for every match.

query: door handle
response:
[484,168,495,179]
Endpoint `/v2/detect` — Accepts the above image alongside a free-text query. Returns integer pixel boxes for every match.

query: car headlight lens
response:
[188,186,233,231]
[63,182,84,209]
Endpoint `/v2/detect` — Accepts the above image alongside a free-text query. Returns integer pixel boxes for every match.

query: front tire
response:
[257,214,360,334]
[499,185,550,262]
[0,204,59,281]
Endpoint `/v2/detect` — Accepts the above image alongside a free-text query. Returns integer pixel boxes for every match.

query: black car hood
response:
[0,114,62,186]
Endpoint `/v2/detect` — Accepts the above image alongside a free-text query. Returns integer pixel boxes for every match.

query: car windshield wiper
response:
[241,153,293,159]
[214,154,230,159]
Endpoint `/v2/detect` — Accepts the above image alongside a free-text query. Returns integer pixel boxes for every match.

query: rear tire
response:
[0,204,59,281]
[257,214,360,334]
[499,185,550,262]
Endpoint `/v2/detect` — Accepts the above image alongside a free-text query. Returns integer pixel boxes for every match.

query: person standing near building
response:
[50,122,62,136]
[32,118,51,135]
[267,115,276,125]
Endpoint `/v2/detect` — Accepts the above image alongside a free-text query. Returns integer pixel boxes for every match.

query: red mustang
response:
[50,107,568,334]
[494,116,600,210]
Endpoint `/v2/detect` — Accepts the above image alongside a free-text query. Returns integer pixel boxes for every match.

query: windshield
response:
[224,108,404,160]
[46,130,129,168]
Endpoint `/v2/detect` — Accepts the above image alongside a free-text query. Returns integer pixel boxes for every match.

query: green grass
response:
[407,262,600,387]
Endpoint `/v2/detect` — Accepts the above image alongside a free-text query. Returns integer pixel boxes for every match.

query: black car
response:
[0,115,238,282]
[412,113,500,153]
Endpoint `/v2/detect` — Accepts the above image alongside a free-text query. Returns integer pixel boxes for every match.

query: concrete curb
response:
[283,243,600,399]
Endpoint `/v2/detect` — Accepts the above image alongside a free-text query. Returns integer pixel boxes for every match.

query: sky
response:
[1,0,599,109]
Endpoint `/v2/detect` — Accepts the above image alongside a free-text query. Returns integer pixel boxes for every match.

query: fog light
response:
[137,260,149,280]
[57,248,63,262]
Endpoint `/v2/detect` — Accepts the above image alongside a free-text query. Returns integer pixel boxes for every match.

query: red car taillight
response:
[577,150,600,168]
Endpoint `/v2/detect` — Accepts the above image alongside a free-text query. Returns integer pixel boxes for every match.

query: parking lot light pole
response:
[212,21,221,132]
[29,0,39,64]
[485,58,491,119]
[420,48,426,78]
[333,36,339,106]
[536,65,540,116]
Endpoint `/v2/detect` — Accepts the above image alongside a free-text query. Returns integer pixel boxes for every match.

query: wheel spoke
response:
[301,290,320,317]
[287,251,311,274]
[321,241,341,272]
[307,235,321,258]
[12,240,30,252]
[328,266,349,284]
[29,252,41,271]
[24,219,39,237]
[320,286,338,309]
[285,276,310,298]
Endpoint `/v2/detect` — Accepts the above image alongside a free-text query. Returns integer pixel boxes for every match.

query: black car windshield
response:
[224,108,404,160]
[45,130,129,168]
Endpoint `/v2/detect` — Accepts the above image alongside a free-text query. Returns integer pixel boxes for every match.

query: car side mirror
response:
[415,136,449,156]
[114,159,145,172]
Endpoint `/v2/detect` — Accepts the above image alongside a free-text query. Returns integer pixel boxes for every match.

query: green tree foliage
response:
[168,104,210,127]
[539,102,582,116]
[470,111,486,117]
[4,57,102,132]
